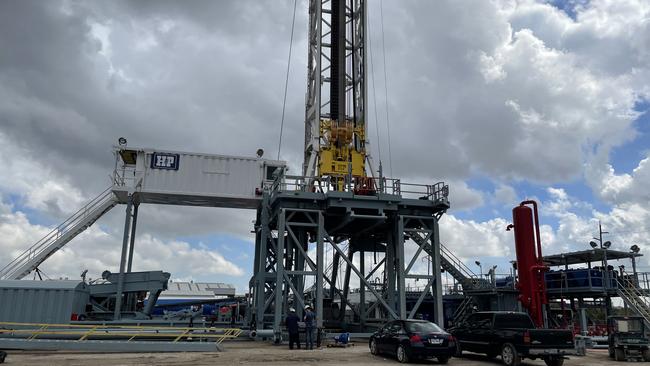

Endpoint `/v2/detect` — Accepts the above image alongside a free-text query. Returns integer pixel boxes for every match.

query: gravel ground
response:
[1,341,615,366]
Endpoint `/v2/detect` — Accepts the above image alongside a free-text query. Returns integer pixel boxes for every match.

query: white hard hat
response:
[305,305,311,310]
[289,307,296,312]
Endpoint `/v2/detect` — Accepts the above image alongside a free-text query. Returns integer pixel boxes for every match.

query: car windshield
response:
[615,319,643,333]
[405,321,443,333]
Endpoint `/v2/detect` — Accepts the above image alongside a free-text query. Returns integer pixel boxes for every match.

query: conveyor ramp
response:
[0,188,117,280]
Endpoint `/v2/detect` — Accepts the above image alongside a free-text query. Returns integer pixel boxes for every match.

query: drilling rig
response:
[248,0,450,342]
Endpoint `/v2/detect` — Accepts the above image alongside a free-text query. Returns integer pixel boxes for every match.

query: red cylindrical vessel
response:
[512,200,547,328]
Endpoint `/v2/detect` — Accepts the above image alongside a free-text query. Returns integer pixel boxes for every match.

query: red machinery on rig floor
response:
[510,200,549,328]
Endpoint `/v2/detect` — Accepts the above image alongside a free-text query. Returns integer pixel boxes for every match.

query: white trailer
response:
[113,147,286,209]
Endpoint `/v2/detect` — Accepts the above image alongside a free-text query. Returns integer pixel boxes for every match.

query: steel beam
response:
[0,338,220,352]
[273,209,286,339]
[325,235,398,319]
[359,249,366,326]
[431,219,444,324]
[316,212,325,328]
[126,203,139,273]
[114,194,133,320]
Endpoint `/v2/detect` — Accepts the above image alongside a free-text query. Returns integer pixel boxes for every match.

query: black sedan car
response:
[369,319,456,363]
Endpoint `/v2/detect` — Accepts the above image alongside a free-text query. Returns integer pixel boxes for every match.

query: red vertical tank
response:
[512,200,548,328]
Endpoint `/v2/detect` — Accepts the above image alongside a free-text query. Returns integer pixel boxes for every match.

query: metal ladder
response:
[617,277,650,328]
[0,187,118,280]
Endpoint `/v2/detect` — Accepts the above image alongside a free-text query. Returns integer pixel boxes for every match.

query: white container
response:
[113,147,285,209]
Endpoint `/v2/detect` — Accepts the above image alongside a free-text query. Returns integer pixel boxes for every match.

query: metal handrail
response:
[270,173,449,202]
[0,187,117,280]
[440,244,478,280]
[0,321,242,344]
[616,279,650,326]
[618,276,650,309]
[439,243,493,290]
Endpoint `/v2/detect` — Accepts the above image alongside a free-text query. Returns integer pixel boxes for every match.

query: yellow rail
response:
[0,321,242,344]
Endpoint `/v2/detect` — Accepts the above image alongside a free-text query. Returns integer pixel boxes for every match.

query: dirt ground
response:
[2,341,616,366]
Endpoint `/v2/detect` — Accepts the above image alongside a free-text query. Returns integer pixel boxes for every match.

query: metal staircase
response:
[617,276,650,328]
[451,296,475,325]
[410,234,488,291]
[0,187,118,280]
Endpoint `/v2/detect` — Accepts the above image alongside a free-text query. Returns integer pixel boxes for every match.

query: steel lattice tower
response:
[304,0,368,183]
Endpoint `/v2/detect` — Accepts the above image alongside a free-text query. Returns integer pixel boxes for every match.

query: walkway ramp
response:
[0,187,117,280]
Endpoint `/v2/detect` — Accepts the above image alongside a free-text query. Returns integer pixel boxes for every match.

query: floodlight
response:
[256,148,264,158]
[118,137,127,146]
[475,261,481,266]
[603,241,611,249]
[631,245,640,253]
[589,241,598,249]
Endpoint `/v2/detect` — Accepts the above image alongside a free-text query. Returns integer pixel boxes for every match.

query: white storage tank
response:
[113,147,285,209]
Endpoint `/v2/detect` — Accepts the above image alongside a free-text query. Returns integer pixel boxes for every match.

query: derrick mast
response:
[304,0,367,185]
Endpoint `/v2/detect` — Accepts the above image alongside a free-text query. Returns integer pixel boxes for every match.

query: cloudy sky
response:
[0,0,649,292]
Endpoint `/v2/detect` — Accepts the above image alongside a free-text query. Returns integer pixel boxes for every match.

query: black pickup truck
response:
[449,311,574,366]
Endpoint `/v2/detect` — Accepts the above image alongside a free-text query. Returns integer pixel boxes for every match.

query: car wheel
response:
[437,355,449,364]
[0,351,6,364]
[615,348,625,361]
[609,347,614,358]
[543,356,564,366]
[370,339,379,355]
[501,343,521,366]
[643,349,650,362]
[397,344,410,363]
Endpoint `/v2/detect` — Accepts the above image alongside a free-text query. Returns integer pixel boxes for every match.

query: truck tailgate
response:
[529,329,574,348]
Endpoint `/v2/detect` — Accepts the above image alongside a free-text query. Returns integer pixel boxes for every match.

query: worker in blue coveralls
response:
[285,307,300,350]
[304,305,316,350]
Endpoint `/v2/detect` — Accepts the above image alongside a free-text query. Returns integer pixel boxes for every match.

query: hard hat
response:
[289,307,296,312]
[305,305,311,310]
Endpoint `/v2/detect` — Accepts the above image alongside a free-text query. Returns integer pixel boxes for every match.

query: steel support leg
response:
[386,233,396,317]
[396,217,407,319]
[114,194,133,320]
[341,247,354,321]
[273,209,286,340]
[126,203,139,273]
[254,197,270,330]
[330,251,341,299]
[432,219,444,325]
[316,213,324,328]
[125,203,139,311]
[360,249,366,326]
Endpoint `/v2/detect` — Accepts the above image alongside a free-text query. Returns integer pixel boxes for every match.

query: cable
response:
[379,0,393,177]
[277,0,298,160]
[367,8,382,164]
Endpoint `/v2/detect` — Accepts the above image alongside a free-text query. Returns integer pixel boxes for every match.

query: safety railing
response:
[0,187,117,280]
[439,243,493,290]
[113,165,140,187]
[0,322,242,344]
[616,277,650,327]
[618,276,650,308]
[270,172,449,203]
